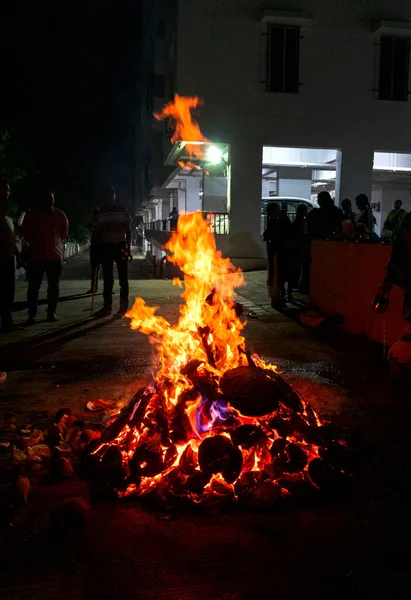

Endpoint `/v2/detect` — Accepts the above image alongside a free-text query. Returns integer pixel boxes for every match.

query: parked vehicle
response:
[261,196,319,234]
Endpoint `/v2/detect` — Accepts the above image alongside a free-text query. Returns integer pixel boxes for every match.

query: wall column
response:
[335,143,374,206]
[226,140,265,265]
[277,167,312,199]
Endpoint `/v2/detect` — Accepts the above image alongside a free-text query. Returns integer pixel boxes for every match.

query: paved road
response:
[0,252,409,599]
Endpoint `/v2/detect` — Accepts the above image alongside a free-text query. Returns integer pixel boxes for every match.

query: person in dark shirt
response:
[93,186,132,318]
[290,203,308,293]
[341,198,356,221]
[263,202,281,289]
[264,203,293,306]
[308,191,342,241]
[377,212,411,321]
[374,213,411,369]
[355,194,378,242]
[169,207,179,231]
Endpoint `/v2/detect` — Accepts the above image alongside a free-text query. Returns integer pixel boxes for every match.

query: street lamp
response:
[206,145,223,164]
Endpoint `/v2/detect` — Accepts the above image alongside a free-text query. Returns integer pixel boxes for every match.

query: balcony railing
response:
[145,212,230,235]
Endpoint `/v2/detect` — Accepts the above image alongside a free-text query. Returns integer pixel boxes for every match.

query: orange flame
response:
[154,94,209,161]
[126,212,245,406]
[93,211,331,502]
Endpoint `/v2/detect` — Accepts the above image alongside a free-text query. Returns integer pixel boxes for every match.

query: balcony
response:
[145,212,229,238]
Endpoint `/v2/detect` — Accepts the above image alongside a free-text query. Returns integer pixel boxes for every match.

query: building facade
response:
[143,0,411,266]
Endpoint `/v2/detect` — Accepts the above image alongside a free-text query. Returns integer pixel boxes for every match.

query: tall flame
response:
[126,212,245,406]
[154,94,209,160]
[90,212,339,504]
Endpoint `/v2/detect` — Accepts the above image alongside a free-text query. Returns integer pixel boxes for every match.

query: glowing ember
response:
[154,94,209,161]
[89,213,352,508]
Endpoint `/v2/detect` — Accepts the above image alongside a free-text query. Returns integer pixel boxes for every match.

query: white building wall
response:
[203,177,228,212]
[176,0,411,261]
[186,177,202,212]
[278,178,312,199]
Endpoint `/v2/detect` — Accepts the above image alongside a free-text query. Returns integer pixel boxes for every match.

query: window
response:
[267,25,300,93]
[379,35,410,101]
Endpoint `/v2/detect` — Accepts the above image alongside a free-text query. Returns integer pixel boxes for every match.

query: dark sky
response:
[1,0,142,210]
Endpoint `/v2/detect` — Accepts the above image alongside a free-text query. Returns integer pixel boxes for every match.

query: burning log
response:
[198,435,242,484]
[220,367,280,416]
[230,424,266,449]
[283,443,308,473]
[179,443,198,474]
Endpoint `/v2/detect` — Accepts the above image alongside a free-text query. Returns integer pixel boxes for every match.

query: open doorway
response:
[372,151,411,235]
[261,146,339,233]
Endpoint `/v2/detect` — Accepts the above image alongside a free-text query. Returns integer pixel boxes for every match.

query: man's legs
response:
[0,258,15,331]
[89,244,100,292]
[101,245,114,312]
[115,246,129,314]
[27,261,46,320]
[45,261,62,318]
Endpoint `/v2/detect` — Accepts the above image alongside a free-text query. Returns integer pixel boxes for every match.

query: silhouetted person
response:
[341,198,356,239]
[94,186,132,317]
[263,202,281,290]
[264,203,293,306]
[277,210,294,303]
[308,191,342,240]
[290,203,308,293]
[169,207,179,231]
[85,209,100,294]
[374,213,411,365]
[381,199,407,243]
[0,180,20,332]
[355,194,378,241]
[22,188,68,323]
[341,198,355,221]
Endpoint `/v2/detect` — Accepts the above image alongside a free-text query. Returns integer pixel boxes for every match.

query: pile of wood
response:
[87,363,356,510]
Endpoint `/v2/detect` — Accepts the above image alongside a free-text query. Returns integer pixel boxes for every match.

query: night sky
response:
[1,0,142,213]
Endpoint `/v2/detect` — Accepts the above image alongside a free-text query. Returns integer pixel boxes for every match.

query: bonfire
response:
[88,211,351,509]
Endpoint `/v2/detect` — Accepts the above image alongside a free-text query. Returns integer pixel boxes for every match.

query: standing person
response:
[169,206,179,231]
[381,199,407,243]
[263,203,293,307]
[355,194,378,241]
[22,188,68,323]
[277,210,294,303]
[341,198,356,221]
[94,186,132,317]
[0,180,20,332]
[373,212,411,371]
[308,191,342,241]
[290,203,308,294]
[341,198,356,239]
[263,202,281,292]
[85,209,100,294]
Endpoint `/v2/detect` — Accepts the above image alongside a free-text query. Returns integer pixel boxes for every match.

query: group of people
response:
[264,191,406,308]
[0,181,132,334]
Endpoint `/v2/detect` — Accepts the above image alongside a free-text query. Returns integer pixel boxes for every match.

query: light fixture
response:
[206,145,223,164]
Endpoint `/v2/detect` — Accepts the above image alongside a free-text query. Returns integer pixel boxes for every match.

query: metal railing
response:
[145,212,230,235]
